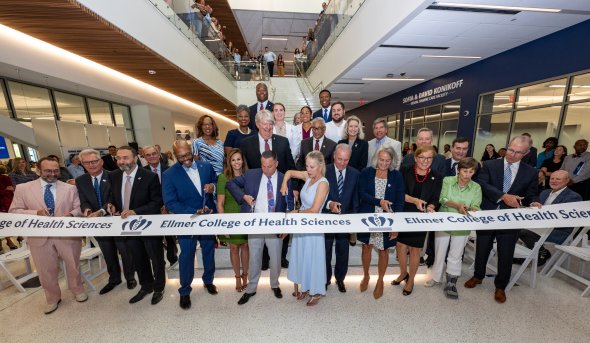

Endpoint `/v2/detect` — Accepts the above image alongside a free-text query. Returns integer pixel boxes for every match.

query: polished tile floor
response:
[0,243,589,343]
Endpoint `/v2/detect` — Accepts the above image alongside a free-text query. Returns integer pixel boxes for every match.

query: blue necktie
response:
[267,176,275,212]
[337,170,344,197]
[44,184,55,216]
[503,163,512,193]
[94,177,102,208]
[573,161,584,176]
[324,108,329,122]
[451,162,457,176]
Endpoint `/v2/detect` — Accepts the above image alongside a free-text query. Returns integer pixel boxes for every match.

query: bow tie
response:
[183,162,199,170]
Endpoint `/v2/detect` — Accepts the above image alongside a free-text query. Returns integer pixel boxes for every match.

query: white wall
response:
[131,105,176,148]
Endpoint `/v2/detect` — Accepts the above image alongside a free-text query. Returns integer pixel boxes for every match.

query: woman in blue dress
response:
[281,151,329,306]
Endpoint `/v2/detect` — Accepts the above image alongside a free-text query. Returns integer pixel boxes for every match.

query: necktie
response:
[315,139,320,151]
[503,163,512,193]
[324,108,328,121]
[267,176,275,212]
[44,184,55,215]
[264,139,271,152]
[573,161,585,176]
[94,177,102,208]
[337,170,344,197]
[451,162,457,176]
[123,175,132,211]
[153,167,160,182]
[260,103,264,111]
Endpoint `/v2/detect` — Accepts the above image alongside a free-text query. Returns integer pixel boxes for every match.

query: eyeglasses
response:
[144,152,160,158]
[506,148,528,155]
[175,152,193,161]
[312,127,325,131]
[41,169,60,174]
[416,156,433,162]
[81,160,100,166]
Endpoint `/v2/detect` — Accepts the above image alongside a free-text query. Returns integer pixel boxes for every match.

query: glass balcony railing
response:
[221,61,270,81]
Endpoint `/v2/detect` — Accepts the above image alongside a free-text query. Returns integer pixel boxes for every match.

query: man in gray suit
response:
[516,170,582,266]
[367,117,402,170]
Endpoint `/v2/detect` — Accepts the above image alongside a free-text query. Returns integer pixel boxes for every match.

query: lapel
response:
[129,168,144,206]
[251,169,262,196]
[100,171,109,197]
[552,188,568,204]
[31,179,46,210]
[509,163,528,193]
[177,163,200,196]
[274,172,282,211]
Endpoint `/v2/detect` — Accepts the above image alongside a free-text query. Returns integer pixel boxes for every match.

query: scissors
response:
[190,192,211,219]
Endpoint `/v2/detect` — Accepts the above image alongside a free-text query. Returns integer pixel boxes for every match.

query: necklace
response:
[414,165,430,183]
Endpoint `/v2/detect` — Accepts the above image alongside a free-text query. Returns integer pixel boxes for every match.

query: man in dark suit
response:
[465,136,538,303]
[248,83,273,131]
[323,144,359,293]
[227,150,294,305]
[76,149,136,295]
[312,89,332,123]
[101,145,119,171]
[516,170,582,265]
[143,145,177,266]
[444,137,470,177]
[296,118,337,170]
[520,133,537,168]
[107,146,164,305]
[240,109,296,269]
[162,140,218,310]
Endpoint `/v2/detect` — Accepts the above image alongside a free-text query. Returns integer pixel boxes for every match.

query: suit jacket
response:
[358,167,404,213]
[76,170,110,213]
[323,164,359,214]
[162,161,217,214]
[402,153,446,176]
[9,179,82,247]
[476,158,538,210]
[296,136,337,170]
[401,165,443,212]
[240,134,296,174]
[101,154,118,171]
[338,138,368,171]
[443,158,481,178]
[144,163,169,182]
[226,169,294,213]
[521,146,538,168]
[539,187,582,232]
[248,101,274,131]
[313,107,332,122]
[108,167,162,215]
[367,137,402,170]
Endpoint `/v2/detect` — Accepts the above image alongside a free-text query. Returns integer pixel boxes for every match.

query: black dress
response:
[397,166,443,248]
[541,158,564,189]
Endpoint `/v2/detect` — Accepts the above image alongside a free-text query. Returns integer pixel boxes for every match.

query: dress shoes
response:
[281,258,289,268]
[261,262,269,271]
[464,277,482,289]
[494,288,506,303]
[204,284,218,295]
[237,292,256,305]
[127,279,138,290]
[179,295,191,310]
[75,292,88,303]
[336,280,346,293]
[129,289,153,304]
[151,291,164,305]
[99,281,122,295]
[44,299,61,315]
[272,287,283,299]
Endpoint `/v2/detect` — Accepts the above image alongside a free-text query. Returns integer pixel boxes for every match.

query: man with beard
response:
[324,101,346,143]
[9,157,86,314]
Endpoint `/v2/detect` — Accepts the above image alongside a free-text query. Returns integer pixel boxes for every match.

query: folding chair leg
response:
[0,262,27,293]
[582,285,590,297]
[547,253,570,277]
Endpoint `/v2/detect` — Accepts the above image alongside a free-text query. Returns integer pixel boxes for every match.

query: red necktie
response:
[315,139,320,151]
[264,139,270,151]
[260,103,264,111]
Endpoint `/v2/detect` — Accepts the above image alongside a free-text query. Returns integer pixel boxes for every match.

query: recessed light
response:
[332,92,361,94]
[262,37,288,41]
[361,78,424,81]
[433,2,561,13]
[148,70,156,75]
[421,54,481,59]
[548,84,590,88]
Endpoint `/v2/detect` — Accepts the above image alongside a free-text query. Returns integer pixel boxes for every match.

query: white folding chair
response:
[540,227,582,275]
[504,227,553,291]
[61,237,107,292]
[546,226,590,297]
[0,240,38,293]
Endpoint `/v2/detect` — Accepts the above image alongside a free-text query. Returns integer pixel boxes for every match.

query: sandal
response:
[234,275,242,292]
[296,291,309,301]
[306,294,321,306]
[240,273,248,291]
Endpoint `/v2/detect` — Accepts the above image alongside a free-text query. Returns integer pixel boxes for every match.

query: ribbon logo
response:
[361,214,394,232]
[121,216,152,235]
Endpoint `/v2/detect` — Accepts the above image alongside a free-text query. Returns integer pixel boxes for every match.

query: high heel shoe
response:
[234,275,243,292]
[402,285,413,296]
[391,273,409,285]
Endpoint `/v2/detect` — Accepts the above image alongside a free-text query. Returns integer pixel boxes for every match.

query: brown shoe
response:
[464,277,482,289]
[494,289,506,303]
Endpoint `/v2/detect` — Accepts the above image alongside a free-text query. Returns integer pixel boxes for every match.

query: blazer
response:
[401,165,443,212]
[144,163,169,181]
[248,101,274,131]
[76,170,110,213]
[162,161,217,215]
[367,137,402,170]
[338,138,368,171]
[226,169,294,213]
[101,154,118,171]
[312,107,332,122]
[240,134,296,174]
[476,158,538,210]
[539,187,582,233]
[443,158,481,178]
[296,136,337,170]
[357,167,404,214]
[9,179,82,247]
[402,153,447,176]
[108,167,162,215]
[323,164,360,214]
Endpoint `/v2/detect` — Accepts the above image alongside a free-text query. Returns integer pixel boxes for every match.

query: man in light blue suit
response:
[162,140,218,310]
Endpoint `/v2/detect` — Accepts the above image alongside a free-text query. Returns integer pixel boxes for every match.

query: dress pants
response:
[95,236,135,284]
[267,61,274,77]
[324,233,349,283]
[29,237,84,305]
[262,234,289,264]
[126,236,165,292]
[431,231,469,282]
[473,229,519,289]
[164,236,178,264]
[177,235,216,296]
[246,235,282,293]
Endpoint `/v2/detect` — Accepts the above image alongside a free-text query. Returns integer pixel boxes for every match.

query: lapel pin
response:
[387,184,391,187]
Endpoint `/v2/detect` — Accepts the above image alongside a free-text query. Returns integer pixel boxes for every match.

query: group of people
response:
[2,82,589,314]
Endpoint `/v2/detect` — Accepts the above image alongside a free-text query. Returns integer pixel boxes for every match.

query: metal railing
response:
[221,61,270,81]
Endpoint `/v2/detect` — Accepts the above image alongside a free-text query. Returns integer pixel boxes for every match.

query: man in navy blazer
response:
[248,83,273,131]
[323,144,359,293]
[517,170,582,265]
[312,89,332,123]
[465,136,538,304]
[162,140,218,310]
[444,137,470,177]
[227,151,294,305]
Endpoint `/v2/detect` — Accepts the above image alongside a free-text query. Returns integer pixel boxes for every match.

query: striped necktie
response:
[337,170,344,197]
[503,163,512,193]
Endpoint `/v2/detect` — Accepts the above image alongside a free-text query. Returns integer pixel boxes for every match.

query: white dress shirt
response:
[40,179,57,203]
[258,133,273,154]
[121,165,139,210]
[503,159,520,187]
[325,120,346,142]
[185,163,202,196]
[545,187,566,205]
[255,171,278,213]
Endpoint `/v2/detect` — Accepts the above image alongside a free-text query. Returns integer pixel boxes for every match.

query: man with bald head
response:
[248,83,274,131]
[515,170,582,266]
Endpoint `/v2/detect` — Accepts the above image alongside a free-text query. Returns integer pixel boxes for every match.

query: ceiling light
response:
[332,91,361,94]
[262,37,288,41]
[421,54,481,59]
[205,39,220,42]
[548,84,590,88]
[434,2,561,13]
[148,70,156,75]
[361,78,424,81]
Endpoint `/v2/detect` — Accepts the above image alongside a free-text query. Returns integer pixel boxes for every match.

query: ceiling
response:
[330,0,590,109]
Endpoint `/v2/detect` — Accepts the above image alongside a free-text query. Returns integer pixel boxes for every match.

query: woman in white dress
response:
[280,151,329,306]
[272,102,298,161]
